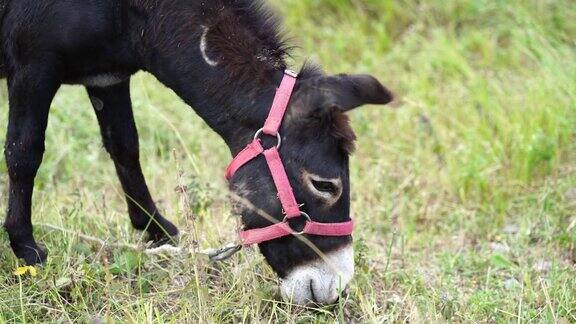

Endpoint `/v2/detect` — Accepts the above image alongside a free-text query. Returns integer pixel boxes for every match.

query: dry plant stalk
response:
[172,148,201,252]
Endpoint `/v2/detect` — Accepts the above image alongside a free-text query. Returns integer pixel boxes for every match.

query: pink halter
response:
[226,70,355,245]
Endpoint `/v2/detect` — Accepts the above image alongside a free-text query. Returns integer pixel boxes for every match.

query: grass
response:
[1,0,575,322]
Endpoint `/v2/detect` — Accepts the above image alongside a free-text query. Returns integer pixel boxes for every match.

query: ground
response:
[1,0,575,322]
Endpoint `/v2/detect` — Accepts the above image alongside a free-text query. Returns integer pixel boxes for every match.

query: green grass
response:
[1,0,576,322]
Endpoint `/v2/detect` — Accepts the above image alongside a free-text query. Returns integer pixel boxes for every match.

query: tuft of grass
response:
[1,0,576,321]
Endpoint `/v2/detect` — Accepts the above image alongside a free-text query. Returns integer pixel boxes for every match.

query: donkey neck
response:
[160,65,287,155]
[128,0,290,154]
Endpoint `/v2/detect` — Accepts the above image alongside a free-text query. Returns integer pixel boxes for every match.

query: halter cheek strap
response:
[226,70,354,246]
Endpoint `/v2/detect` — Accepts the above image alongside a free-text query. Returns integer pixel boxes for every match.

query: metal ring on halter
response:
[253,128,282,149]
[282,212,312,235]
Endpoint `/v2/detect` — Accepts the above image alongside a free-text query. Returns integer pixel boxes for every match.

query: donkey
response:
[0,0,393,304]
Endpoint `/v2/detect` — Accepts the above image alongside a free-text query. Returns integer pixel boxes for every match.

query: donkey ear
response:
[325,74,393,112]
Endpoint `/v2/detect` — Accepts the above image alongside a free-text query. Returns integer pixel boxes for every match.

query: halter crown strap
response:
[226,70,355,245]
[262,71,297,135]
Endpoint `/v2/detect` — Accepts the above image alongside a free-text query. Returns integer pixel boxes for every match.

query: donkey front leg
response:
[86,81,178,245]
[4,68,59,265]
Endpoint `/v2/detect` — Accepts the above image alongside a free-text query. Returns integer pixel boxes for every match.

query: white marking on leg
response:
[200,26,219,67]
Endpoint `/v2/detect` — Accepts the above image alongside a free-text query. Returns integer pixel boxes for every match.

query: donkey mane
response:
[194,0,290,88]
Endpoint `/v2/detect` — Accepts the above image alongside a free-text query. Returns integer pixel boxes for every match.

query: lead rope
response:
[26,223,242,262]
[203,242,242,262]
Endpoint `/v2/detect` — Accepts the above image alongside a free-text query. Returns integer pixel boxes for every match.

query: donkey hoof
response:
[148,233,180,247]
[13,244,48,265]
[147,224,179,247]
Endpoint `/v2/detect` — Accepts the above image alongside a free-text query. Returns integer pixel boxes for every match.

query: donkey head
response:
[229,68,393,304]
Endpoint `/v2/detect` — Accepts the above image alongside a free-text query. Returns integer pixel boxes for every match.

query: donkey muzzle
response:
[280,245,354,305]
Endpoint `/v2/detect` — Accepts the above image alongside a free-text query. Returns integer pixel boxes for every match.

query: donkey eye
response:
[303,171,343,204]
[311,180,338,195]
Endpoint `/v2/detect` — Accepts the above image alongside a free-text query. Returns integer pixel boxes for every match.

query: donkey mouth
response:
[280,245,354,305]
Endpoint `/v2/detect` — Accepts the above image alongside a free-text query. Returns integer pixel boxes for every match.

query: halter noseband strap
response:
[225,70,354,245]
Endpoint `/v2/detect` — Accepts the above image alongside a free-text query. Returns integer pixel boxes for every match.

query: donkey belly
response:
[70,73,130,87]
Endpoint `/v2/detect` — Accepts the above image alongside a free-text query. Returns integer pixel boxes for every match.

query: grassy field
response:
[1,0,576,322]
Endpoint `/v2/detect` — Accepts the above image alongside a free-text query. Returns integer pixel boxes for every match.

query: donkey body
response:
[1,0,392,304]
[1,0,179,265]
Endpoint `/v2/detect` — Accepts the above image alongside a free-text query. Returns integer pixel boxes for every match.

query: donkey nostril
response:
[309,279,318,303]
[280,245,354,305]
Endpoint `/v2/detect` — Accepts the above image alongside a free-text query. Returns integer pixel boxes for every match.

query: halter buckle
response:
[282,212,311,235]
[284,69,298,78]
